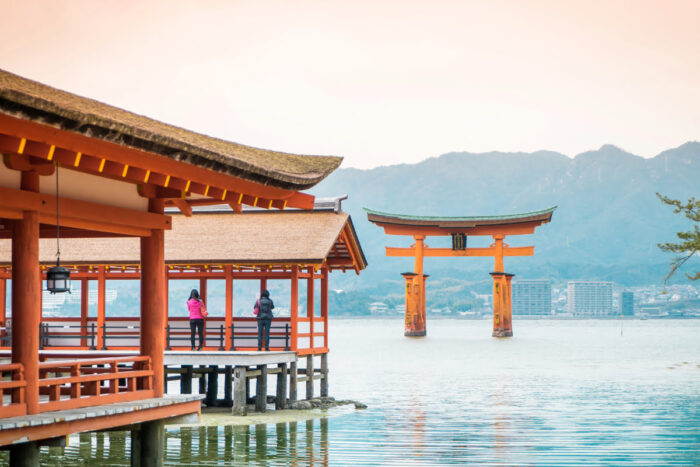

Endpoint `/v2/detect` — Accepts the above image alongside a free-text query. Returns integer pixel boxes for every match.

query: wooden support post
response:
[307,266,314,352]
[181,365,193,394]
[136,419,164,466]
[199,277,207,348]
[401,272,419,337]
[198,366,206,395]
[490,272,512,337]
[255,364,267,412]
[493,234,505,273]
[289,360,298,403]
[97,265,106,349]
[320,353,328,397]
[0,278,6,335]
[290,266,299,351]
[80,278,88,347]
[233,366,247,416]
[306,355,313,400]
[9,441,39,467]
[206,365,219,407]
[224,266,233,350]
[12,171,41,414]
[224,365,233,405]
[321,268,328,349]
[504,273,515,337]
[140,199,166,396]
[276,363,287,409]
[260,277,267,295]
[199,277,207,304]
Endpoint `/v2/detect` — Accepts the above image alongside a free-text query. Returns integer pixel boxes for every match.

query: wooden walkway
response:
[0,394,203,446]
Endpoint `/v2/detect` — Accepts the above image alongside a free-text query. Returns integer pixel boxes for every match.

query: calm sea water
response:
[6,319,700,465]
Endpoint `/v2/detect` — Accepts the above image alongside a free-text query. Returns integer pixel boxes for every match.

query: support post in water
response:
[256,364,267,412]
[276,362,288,409]
[233,366,247,416]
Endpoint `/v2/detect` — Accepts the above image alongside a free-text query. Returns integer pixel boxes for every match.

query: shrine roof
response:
[0,210,367,272]
[0,69,341,190]
[365,206,556,228]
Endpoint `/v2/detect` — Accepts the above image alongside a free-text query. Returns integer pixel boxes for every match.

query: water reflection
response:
[167,419,328,466]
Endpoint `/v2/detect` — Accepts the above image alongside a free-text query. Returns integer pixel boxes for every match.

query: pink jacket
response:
[187,299,205,320]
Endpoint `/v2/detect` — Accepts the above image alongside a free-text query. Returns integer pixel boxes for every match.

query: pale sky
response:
[1,0,698,169]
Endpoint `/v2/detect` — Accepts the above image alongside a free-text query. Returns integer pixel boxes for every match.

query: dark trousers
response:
[190,319,204,349]
[257,318,271,350]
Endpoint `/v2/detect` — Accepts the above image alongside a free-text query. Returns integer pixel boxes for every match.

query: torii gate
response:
[365,207,555,337]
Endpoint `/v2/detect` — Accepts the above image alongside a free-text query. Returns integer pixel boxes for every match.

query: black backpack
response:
[259,297,273,318]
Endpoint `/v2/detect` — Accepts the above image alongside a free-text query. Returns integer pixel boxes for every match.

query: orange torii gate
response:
[365,207,555,337]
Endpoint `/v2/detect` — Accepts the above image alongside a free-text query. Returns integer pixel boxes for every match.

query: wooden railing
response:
[38,356,153,413]
[0,363,26,418]
[2,316,329,355]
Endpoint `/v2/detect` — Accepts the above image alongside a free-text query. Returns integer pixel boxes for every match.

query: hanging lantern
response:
[47,265,71,294]
[47,162,71,294]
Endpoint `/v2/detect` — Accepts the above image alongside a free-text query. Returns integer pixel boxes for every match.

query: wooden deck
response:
[0,394,203,446]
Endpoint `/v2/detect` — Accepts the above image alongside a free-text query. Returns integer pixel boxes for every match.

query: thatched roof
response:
[0,211,367,270]
[0,69,342,190]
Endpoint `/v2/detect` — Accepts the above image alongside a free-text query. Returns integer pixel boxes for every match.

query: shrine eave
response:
[364,206,556,229]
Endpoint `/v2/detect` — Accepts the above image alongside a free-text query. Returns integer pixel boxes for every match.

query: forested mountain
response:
[311,142,700,297]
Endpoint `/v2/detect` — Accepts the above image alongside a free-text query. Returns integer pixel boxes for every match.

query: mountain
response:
[310,142,700,294]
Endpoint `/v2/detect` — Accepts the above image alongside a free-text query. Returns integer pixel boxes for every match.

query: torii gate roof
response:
[365,206,556,235]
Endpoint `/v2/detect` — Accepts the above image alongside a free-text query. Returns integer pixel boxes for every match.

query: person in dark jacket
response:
[256,290,274,351]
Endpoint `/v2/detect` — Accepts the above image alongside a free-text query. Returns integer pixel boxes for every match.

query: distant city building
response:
[567,281,613,316]
[622,291,634,316]
[512,279,552,315]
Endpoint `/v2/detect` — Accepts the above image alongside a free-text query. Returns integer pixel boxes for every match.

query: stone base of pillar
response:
[491,329,513,338]
[404,330,426,337]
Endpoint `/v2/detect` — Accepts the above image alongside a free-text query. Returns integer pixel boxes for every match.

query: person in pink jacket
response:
[187,289,206,350]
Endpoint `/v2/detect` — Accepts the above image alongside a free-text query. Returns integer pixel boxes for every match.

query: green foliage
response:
[656,193,700,282]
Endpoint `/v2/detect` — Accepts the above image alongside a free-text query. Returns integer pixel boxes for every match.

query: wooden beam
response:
[170,198,193,217]
[0,114,314,207]
[385,246,535,257]
[0,186,171,234]
[380,222,541,236]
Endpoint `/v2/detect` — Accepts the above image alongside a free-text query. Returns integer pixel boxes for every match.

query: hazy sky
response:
[1,1,698,169]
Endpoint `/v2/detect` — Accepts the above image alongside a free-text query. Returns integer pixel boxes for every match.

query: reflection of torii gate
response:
[365,207,555,337]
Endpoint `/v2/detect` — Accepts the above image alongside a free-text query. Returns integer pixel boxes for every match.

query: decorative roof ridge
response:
[363,206,557,222]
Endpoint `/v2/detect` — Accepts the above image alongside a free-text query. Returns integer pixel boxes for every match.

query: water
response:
[5,319,700,465]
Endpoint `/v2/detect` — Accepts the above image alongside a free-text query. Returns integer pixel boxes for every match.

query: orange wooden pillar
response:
[260,277,268,295]
[404,234,427,337]
[0,278,6,330]
[290,266,299,351]
[321,267,329,350]
[199,276,207,347]
[141,199,166,396]
[490,272,505,337]
[224,265,233,350]
[307,266,315,352]
[490,234,513,337]
[504,273,514,335]
[97,266,106,349]
[12,171,41,414]
[80,278,89,347]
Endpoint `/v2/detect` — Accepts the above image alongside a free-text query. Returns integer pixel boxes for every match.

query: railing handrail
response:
[39,356,150,369]
[0,363,24,372]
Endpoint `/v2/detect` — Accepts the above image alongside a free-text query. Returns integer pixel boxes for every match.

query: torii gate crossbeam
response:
[365,207,556,338]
